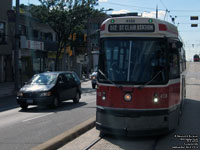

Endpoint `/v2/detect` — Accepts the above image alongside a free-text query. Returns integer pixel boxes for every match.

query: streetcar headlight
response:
[102,92,106,101]
[153,97,159,103]
[124,93,132,102]
[102,96,106,100]
[153,93,159,103]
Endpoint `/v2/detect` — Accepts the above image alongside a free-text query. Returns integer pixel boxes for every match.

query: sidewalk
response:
[58,127,100,150]
[0,82,15,98]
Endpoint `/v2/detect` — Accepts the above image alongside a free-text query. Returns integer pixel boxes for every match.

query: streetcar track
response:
[84,135,104,150]
[152,136,159,150]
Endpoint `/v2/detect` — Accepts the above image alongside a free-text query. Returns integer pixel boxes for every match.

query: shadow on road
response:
[0,95,18,112]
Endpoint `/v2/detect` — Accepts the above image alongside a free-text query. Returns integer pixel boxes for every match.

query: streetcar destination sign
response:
[108,24,155,32]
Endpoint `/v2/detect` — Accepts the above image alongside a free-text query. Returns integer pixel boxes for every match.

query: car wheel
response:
[20,104,28,110]
[92,84,96,89]
[73,92,80,103]
[51,96,59,108]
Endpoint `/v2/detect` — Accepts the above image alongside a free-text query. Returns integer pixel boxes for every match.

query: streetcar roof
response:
[100,16,179,38]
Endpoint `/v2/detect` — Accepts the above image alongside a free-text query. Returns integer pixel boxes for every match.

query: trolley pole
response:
[14,0,20,90]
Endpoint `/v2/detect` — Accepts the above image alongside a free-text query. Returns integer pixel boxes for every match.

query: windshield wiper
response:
[138,70,163,89]
[98,69,122,89]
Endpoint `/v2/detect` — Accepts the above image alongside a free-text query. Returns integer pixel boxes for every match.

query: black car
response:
[16,71,81,110]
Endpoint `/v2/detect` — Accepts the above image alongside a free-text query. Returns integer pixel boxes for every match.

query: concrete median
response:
[32,116,96,150]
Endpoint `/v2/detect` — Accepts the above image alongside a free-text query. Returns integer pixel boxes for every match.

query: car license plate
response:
[27,99,33,104]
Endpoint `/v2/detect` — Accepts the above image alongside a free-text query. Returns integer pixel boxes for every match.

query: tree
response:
[30,0,98,70]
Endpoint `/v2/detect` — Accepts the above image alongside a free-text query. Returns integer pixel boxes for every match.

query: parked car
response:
[16,71,81,110]
[90,71,97,89]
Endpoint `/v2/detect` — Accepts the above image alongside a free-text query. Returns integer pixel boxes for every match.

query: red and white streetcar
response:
[96,16,186,136]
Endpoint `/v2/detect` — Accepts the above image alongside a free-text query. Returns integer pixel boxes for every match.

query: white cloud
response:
[99,0,108,2]
[112,9,130,14]
[142,11,166,19]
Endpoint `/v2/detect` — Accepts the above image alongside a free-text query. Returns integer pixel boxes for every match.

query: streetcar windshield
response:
[98,38,168,85]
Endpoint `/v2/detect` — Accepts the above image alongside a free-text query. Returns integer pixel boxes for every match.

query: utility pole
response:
[14,0,20,90]
[156,5,158,18]
[86,18,91,78]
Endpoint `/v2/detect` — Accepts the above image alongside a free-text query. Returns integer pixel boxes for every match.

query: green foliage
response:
[29,0,99,70]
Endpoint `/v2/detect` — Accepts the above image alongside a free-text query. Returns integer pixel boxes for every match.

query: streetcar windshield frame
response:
[98,37,169,85]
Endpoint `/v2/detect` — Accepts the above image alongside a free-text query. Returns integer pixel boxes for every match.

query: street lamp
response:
[102,8,113,18]
[103,8,113,14]
[104,8,113,12]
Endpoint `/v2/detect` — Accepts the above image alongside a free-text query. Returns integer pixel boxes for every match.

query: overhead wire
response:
[101,1,200,13]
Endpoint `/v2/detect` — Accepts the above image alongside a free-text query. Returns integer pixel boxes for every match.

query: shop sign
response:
[27,40,44,50]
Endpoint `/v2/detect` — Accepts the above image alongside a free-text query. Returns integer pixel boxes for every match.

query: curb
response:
[32,116,96,150]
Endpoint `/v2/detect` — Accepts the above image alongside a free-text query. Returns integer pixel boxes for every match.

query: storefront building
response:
[0,0,13,82]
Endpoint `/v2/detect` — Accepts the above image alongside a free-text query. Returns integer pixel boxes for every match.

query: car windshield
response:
[27,74,58,85]
[99,38,167,84]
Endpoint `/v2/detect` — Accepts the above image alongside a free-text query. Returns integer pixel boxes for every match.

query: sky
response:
[13,0,200,61]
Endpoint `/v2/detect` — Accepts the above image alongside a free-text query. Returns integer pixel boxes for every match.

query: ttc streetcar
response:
[96,16,186,136]
[193,54,199,62]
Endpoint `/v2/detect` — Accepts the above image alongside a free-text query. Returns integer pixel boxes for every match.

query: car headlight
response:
[92,76,96,80]
[17,92,23,97]
[40,92,51,97]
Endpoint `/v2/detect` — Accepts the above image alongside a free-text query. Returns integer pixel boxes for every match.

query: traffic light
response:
[190,16,198,20]
[66,46,72,56]
[84,34,87,42]
[191,24,198,27]
[73,33,76,41]
[0,33,6,45]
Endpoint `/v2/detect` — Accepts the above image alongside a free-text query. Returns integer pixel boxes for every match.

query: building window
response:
[33,30,39,39]
[19,25,27,36]
[0,22,5,35]
[44,32,53,41]
[0,22,6,43]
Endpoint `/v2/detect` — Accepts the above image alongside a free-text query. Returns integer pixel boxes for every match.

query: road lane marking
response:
[22,113,53,122]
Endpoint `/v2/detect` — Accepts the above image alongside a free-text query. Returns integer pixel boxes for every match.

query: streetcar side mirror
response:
[176,41,183,48]
[170,41,183,50]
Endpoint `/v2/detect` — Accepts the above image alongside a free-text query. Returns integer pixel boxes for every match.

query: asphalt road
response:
[0,80,96,150]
